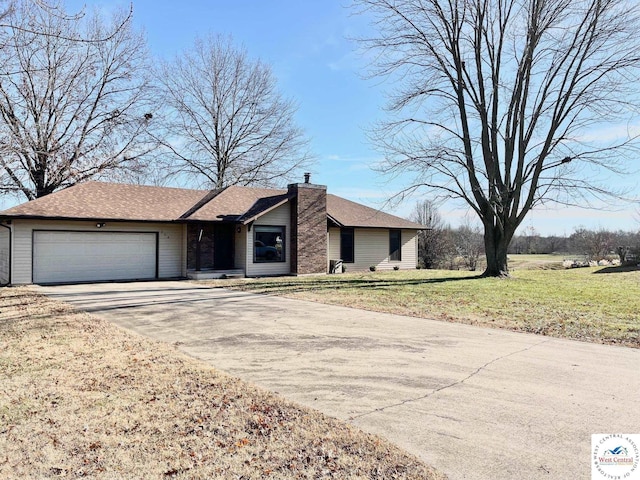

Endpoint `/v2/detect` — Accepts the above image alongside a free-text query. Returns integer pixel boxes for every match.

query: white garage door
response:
[33,231,157,284]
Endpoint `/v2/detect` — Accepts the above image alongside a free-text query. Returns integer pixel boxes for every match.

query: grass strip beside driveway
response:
[0,287,444,479]
[201,266,640,348]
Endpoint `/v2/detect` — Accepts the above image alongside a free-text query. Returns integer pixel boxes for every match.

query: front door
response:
[187,223,235,271]
[187,223,214,271]
[213,224,235,269]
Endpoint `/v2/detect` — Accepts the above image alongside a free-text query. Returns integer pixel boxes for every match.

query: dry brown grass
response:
[0,287,444,480]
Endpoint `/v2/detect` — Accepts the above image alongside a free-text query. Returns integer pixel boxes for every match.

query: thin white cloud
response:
[576,122,640,143]
[331,186,390,200]
[327,51,360,71]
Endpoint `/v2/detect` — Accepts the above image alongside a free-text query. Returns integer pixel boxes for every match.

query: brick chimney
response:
[288,176,327,275]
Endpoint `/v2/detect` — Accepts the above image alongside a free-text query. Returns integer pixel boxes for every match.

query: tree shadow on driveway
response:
[221,273,485,295]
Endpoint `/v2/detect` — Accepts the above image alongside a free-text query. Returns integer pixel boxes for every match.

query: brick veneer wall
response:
[288,183,327,275]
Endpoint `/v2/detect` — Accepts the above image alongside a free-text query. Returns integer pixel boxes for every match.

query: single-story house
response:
[0,178,424,285]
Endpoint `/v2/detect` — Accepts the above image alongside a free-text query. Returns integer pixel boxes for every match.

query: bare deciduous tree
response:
[156,34,312,189]
[355,0,640,276]
[569,227,615,260]
[412,199,453,268]
[0,1,153,201]
[454,219,484,271]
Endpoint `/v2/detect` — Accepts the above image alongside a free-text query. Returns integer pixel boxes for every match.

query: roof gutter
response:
[326,213,343,228]
[0,214,183,224]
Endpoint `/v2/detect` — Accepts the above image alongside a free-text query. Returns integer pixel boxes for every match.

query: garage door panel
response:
[33,231,157,283]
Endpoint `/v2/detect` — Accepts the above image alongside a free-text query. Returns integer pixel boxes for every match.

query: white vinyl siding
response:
[245,203,290,277]
[10,219,184,285]
[327,227,418,272]
[327,227,341,271]
[0,226,9,284]
[234,224,247,271]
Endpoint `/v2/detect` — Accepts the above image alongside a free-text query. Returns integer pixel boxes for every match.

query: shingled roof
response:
[326,194,423,229]
[186,186,288,222]
[0,181,424,229]
[0,182,209,222]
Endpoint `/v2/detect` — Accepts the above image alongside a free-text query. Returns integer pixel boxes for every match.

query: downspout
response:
[0,221,11,286]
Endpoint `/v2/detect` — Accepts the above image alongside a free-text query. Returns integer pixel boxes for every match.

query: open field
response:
[202,263,640,348]
[0,287,443,479]
[506,253,568,269]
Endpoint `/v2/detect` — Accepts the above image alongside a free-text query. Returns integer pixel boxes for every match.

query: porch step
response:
[187,269,245,280]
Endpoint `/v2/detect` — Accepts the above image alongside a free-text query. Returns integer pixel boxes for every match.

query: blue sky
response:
[24,1,640,234]
[128,1,393,203]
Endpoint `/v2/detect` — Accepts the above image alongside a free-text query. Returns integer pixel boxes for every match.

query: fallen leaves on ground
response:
[0,287,445,479]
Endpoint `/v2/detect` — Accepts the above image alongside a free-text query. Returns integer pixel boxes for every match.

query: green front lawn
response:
[202,265,640,348]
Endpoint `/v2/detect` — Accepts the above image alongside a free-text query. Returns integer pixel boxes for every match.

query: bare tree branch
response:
[0,1,155,200]
[355,0,640,276]
[0,0,133,44]
[154,34,312,189]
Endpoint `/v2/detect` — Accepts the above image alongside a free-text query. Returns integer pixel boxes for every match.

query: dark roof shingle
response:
[326,194,423,229]
[185,186,288,222]
[0,181,209,221]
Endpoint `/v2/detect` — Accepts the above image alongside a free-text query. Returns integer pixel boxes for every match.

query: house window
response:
[389,229,402,261]
[254,226,285,263]
[340,228,354,263]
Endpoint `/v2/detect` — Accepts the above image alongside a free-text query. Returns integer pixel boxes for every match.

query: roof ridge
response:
[231,185,287,193]
[91,181,207,194]
[178,187,225,219]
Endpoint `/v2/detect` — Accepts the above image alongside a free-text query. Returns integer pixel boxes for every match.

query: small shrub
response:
[393,265,400,271]
[369,265,376,272]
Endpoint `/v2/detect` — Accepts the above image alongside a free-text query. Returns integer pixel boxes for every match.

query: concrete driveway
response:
[37,281,640,480]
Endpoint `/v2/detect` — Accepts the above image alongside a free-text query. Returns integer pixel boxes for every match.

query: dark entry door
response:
[214,224,235,269]
[187,223,215,271]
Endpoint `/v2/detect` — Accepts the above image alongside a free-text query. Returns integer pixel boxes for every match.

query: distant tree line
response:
[510,227,640,263]
[414,200,640,270]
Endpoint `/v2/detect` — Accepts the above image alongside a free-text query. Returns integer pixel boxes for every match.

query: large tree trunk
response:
[482,222,513,277]
[357,0,638,275]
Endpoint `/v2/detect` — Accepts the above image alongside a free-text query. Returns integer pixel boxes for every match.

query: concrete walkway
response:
[37,281,640,480]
